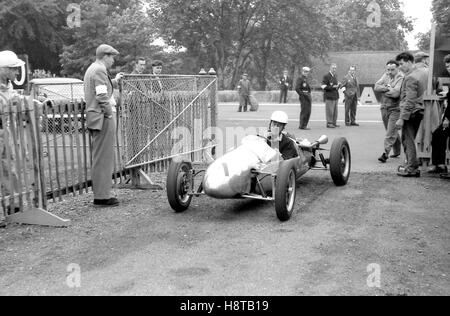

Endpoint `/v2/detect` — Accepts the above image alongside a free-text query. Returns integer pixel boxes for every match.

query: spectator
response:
[279,69,293,104]
[237,73,251,112]
[395,51,429,177]
[151,60,163,93]
[340,66,361,126]
[295,67,312,130]
[132,57,147,75]
[0,51,24,217]
[322,63,340,128]
[375,60,404,163]
[429,54,450,178]
[84,44,124,207]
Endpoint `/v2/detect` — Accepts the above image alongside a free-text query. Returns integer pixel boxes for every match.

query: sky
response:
[402,0,433,50]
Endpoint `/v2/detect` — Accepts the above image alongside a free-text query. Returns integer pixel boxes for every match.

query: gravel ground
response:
[0,171,449,296]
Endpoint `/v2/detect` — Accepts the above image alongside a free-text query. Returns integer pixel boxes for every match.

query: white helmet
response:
[271,111,289,124]
[0,51,25,68]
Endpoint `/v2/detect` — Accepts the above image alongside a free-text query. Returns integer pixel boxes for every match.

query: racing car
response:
[166,133,351,221]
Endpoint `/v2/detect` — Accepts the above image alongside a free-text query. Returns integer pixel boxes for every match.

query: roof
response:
[30,78,83,85]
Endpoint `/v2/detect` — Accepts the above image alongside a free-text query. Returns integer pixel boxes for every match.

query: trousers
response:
[381,108,401,156]
[90,117,115,200]
[402,112,423,171]
[299,94,312,128]
[325,99,339,125]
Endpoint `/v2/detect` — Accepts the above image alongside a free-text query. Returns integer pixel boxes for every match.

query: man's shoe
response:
[94,198,120,208]
[378,153,388,163]
[334,124,341,128]
[299,127,311,130]
[397,169,420,178]
[390,154,401,159]
[0,220,6,229]
[428,165,448,174]
[345,123,351,126]
[440,173,450,179]
[327,124,335,129]
[351,123,360,126]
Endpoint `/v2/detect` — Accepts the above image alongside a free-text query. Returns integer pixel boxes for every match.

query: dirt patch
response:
[0,172,449,296]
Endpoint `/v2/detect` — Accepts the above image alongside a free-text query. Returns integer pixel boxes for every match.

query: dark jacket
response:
[268,132,299,160]
[279,76,293,91]
[322,72,339,100]
[295,76,311,96]
[340,74,360,98]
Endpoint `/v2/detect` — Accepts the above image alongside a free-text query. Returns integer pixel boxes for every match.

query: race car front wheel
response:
[166,161,193,212]
[275,160,297,221]
[329,137,351,186]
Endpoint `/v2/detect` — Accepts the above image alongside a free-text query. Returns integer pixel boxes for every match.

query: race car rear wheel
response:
[329,137,351,186]
[275,160,297,221]
[166,161,193,212]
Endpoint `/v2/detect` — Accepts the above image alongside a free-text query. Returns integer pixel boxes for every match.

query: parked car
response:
[30,78,85,133]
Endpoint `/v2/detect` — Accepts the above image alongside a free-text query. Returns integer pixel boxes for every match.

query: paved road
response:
[218,102,400,173]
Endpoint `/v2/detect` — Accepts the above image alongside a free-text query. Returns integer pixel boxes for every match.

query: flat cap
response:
[414,51,430,61]
[302,67,311,72]
[242,73,248,76]
[96,44,119,57]
[151,60,163,67]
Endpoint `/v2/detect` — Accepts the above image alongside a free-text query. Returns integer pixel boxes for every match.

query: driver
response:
[266,111,299,160]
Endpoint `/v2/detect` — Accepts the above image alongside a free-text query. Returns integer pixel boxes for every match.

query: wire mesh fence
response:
[120,75,218,172]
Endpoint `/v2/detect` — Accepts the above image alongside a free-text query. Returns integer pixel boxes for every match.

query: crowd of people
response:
[236,51,450,179]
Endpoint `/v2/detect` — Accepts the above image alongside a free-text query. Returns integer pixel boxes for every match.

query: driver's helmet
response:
[271,111,289,124]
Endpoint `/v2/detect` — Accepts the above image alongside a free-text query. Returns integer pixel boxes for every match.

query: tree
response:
[0,0,67,73]
[416,32,431,52]
[60,0,156,78]
[153,0,334,90]
[432,0,450,30]
[321,0,414,51]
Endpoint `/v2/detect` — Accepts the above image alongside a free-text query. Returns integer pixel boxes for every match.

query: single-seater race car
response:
[166,133,351,221]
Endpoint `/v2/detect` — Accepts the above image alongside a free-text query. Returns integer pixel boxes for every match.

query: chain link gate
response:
[119,75,218,183]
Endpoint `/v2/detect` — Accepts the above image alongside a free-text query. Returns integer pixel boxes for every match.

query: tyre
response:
[329,137,351,186]
[275,160,297,221]
[166,161,193,212]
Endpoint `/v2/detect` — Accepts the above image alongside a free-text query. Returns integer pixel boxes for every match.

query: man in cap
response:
[395,51,429,177]
[295,67,312,130]
[84,44,124,207]
[0,50,24,217]
[237,73,251,112]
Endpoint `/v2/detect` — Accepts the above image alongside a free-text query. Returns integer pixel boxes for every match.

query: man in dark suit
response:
[340,66,361,126]
[295,67,312,130]
[279,70,293,104]
[322,64,340,128]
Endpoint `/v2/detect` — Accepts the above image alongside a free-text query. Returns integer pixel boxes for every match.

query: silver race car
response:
[166,133,351,221]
